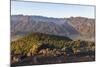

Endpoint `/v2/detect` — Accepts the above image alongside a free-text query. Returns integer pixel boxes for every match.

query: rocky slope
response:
[11,15,95,41]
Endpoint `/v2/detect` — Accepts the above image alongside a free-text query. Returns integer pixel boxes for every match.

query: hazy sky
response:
[11,1,95,18]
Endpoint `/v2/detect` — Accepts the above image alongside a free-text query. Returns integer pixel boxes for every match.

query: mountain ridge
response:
[11,15,95,41]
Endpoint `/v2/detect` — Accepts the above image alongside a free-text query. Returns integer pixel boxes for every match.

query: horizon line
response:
[11,14,95,19]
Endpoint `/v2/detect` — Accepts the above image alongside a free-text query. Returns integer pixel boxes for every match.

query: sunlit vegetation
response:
[11,32,95,64]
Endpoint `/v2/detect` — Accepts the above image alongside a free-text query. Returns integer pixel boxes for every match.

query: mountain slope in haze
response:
[67,17,95,41]
[11,15,95,41]
[11,15,79,39]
